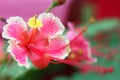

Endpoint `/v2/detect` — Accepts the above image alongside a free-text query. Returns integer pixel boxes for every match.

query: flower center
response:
[28,15,43,28]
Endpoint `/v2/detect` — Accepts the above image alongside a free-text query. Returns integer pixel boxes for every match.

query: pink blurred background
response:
[0,0,120,33]
[0,0,72,22]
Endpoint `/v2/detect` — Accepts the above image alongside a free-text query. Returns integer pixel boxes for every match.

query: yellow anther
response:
[28,15,43,28]
[69,53,76,59]
[89,17,96,24]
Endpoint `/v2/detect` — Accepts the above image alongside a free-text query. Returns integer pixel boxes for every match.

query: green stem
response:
[45,4,54,13]
[0,57,13,74]
[2,53,9,64]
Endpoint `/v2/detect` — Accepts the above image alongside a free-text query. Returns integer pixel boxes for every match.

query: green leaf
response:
[14,64,74,80]
[53,76,69,80]
[84,19,119,38]
[0,62,27,79]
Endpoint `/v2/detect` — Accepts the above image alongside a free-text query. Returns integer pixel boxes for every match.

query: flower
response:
[2,13,70,69]
[66,22,96,63]
[62,22,115,74]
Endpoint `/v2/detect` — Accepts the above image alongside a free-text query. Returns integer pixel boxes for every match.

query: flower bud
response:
[53,0,66,7]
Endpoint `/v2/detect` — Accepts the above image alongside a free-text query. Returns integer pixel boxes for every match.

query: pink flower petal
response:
[66,22,77,40]
[66,22,97,63]
[32,38,49,50]
[2,17,27,42]
[45,36,71,59]
[38,13,65,38]
[70,36,97,63]
[7,40,30,68]
[28,52,51,69]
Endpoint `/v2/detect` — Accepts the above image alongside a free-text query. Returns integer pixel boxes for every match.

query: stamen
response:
[92,66,114,74]
[81,26,88,33]
[34,15,37,25]
[50,55,114,74]
[28,15,43,28]
[107,67,114,73]
[70,26,87,44]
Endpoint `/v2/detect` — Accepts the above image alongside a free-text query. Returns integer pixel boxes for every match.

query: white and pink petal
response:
[46,36,71,59]
[38,13,65,38]
[2,16,27,42]
[7,40,30,68]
